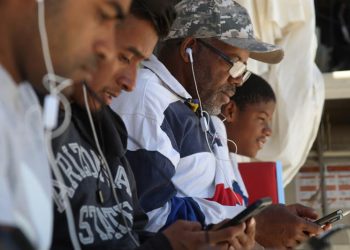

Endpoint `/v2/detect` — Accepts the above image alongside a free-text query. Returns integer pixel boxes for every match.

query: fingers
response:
[213,243,231,250]
[208,223,245,244]
[301,219,323,235]
[220,220,256,250]
[177,220,203,231]
[245,218,256,238]
[292,203,319,220]
[322,223,332,232]
[166,220,255,250]
[295,231,309,243]
[163,220,208,250]
[230,237,243,249]
[285,233,308,249]
[284,236,305,248]
[211,219,229,231]
[235,219,256,249]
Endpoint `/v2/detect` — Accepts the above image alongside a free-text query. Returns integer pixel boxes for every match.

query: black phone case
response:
[314,209,343,226]
[217,197,272,230]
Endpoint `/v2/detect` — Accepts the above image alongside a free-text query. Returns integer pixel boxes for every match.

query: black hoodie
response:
[49,103,171,250]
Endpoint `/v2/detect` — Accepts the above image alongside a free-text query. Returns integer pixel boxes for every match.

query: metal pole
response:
[317,122,328,216]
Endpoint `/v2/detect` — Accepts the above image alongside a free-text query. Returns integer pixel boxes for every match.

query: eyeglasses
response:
[198,39,251,85]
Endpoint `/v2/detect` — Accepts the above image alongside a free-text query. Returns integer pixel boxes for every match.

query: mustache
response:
[219,84,236,96]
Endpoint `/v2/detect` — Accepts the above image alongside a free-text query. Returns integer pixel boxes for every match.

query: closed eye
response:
[258,117,267,123]
[99,2,125,22]
[118,54,131,65]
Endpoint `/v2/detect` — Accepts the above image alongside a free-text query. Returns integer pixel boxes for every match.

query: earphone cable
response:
[37,1,79,248]
[82,85,140,247]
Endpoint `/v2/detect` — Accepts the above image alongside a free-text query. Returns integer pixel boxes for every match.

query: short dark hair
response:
[231,73,276,111]
[130,0,177,39]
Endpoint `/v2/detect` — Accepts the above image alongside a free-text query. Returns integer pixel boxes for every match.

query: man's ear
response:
[179,37,197,63]
[221,101,238,123]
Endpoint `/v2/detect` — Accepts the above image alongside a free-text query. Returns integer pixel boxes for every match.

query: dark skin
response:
[0,0,130,247]
[254,204,325,249]
[0,0,131,90]
[158,38,324,249]
[221,100,326,248]
[158,37,249,115]
[0,0,34,83]
[164,219,256,250]
[222,100,275,158]
[61,14,255,249]
[1,1,255,247]
[157,37,256,249]
[73,15,158,111]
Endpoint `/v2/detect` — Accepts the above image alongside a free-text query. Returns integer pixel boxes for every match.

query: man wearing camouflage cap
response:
[111,0,323,249]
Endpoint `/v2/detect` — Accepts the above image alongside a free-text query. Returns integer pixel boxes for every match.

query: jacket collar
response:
[142,54,192,100]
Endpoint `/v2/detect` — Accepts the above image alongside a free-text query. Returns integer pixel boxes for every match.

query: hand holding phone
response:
[216,197,272,230]
[314,209,344,226]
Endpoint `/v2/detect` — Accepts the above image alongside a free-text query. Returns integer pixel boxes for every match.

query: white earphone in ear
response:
[185,47,193,63]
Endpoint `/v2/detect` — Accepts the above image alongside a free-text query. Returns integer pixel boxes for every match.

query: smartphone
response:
[314,209,343,226]
[216,197,272,230]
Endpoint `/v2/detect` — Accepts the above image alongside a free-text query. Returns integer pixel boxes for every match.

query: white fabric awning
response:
[235,0,325,186]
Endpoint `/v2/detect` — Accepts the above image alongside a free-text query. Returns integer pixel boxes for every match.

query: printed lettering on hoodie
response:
[53,142,133,245]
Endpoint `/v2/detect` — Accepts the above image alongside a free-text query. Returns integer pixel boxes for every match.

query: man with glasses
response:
[197,39,252,86]
[112,0,323,248]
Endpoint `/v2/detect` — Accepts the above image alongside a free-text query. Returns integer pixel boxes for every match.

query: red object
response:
[238,162,284,205]
[206,184,243,206]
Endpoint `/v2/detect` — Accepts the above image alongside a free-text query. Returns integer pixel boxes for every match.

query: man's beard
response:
[201,84,236,115]
[202,97,222,115]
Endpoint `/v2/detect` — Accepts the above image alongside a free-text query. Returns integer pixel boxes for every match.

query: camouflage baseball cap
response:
[165,0,284,64]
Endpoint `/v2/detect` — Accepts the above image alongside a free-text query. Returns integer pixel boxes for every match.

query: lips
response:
[103,90,119,105]
[257,137,267,149]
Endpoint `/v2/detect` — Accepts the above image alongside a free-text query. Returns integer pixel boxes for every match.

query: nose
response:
[228,74,244,87]
[263,123,272,137]
[115,63,137,92]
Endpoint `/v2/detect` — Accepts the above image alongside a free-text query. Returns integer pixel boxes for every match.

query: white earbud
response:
[43,94,59,129]
[200,116,209,132]
[185,47,193,63]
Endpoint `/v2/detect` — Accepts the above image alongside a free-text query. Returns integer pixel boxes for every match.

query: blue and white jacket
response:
[110,55,248,232]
